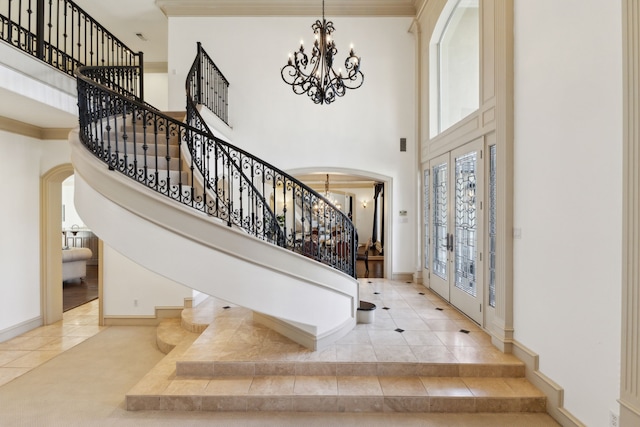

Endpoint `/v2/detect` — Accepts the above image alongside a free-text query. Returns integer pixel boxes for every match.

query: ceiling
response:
[69,0,423,64]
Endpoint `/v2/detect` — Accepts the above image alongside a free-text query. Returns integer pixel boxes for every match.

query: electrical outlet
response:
[133,299,138,307]
[610,410,619,427]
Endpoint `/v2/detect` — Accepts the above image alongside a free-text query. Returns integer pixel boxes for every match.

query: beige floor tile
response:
[434,331,479,347]
[162,378,209,395]
[204,377,253,395]
[335,344,377,362]
[504,377,546,397]
[38,336,88,351]
[20,324,65,338]
[462,378,516,397]
[402,330,446,346]
[0,351,30,366]
[420,377,473,397]
[373,345,418,362]
[449,346,518,364]
[4,350,61,368]
[410,345,458,363]
[249,375,295,395]
[294,376,338,395]
[393,317,430,330]
[379,376,428,396]
[337,376,383,396]
[0,367,30,386]
[367,330,408,346]
[0,336,58,351]
[422,319,462,331]
[335,330,372,345]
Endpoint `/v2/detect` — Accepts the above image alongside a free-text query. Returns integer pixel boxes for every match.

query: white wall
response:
[513,1,622,425]
[167,16,417,275]
[102,244,192,316]
[0,132,43,331]
[62,176,86,230]
[143,72,169,112]
[350,187,376,244]
[0,133,69,334]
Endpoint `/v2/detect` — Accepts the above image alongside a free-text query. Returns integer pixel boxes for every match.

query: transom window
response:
[430,0,480,137]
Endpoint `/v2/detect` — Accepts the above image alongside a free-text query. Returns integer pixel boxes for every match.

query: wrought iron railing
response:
[191,41,229,125]
[75,43,356,277]
[1,0,142,86]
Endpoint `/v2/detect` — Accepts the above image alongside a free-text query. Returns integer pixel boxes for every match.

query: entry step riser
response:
[126,395,546,413]
[175,361,525,379]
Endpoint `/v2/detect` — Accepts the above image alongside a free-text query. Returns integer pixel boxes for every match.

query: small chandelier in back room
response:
[280,0,364,105]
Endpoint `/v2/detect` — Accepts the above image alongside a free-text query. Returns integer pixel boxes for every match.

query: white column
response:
[621,1,640,425]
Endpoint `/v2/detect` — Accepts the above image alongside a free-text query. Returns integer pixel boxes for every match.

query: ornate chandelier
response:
[280,0,364,105]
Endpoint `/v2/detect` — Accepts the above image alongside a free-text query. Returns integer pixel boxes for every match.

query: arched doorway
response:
[40,164,101,325]
[288,167,393,279]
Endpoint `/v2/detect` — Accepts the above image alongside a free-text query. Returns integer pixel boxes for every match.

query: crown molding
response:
[155,0,418,17]
[0,116,71,140]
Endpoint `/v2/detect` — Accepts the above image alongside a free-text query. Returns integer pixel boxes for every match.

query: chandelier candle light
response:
[281,0,364,105]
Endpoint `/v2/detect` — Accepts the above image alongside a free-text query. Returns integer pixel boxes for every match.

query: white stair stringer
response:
[69,129,358,350]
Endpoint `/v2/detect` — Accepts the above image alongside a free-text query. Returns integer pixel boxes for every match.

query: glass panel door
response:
[450,140,483,324]
[425,140,484,324]
[429,153,450,299]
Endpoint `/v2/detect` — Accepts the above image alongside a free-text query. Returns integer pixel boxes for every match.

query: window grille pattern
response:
[489,145,497,307]
[424,169,430,270]
[454,152,477,297]
[433,163,448,280]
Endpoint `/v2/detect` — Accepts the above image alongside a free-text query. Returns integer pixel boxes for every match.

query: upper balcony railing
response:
[190,41,229,125]
[75,43,356,278]
[0,0,142,86]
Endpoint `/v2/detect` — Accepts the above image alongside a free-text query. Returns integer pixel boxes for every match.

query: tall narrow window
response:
[433,162,448,280]
[488,145,497,307]
[430,0,480,136]
[424,170,430,270]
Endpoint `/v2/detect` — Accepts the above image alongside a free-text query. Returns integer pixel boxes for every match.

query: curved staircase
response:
[70,44,361,350]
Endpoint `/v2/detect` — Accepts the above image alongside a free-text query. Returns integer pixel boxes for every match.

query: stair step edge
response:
[156,318,200,355]
[125,393,546,413]
[174,361,525,378]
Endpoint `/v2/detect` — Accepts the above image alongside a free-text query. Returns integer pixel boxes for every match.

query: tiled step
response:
[126,374,545,413]
[156,318,200,355]
[180,297,219,334]
[175,360,524,378]
[132,284,548,415]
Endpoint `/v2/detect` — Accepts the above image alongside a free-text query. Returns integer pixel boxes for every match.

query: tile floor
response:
[0,279,546,417]
[126,278,544,414]
[0,299,103,387]
[177,277,522,367]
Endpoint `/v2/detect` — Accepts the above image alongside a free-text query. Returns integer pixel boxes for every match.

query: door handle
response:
[447,233,454,252]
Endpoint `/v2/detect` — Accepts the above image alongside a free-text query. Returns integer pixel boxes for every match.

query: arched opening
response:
[288,167,393,279]
[40,164,101,325]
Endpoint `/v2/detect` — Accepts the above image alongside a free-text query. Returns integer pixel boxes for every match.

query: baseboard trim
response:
[0,316,42,343]
[511,340,585,427]
[392,272,415,282]
[103,306,183,326]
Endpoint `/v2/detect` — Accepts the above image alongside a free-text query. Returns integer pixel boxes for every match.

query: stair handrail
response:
[1,0,142,89]
[192,42,229,125]
[75,46,357,277]
[186,43,357,277]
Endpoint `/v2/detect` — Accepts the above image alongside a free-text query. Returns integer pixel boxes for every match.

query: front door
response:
[426,139,484,324]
